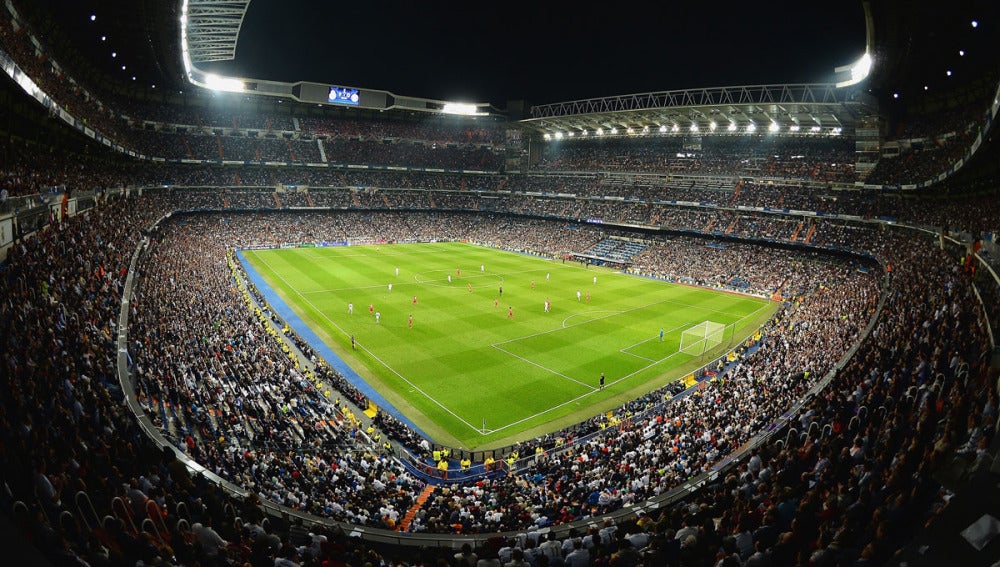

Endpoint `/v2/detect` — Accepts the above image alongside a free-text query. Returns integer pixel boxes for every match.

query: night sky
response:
[207,1,867,106]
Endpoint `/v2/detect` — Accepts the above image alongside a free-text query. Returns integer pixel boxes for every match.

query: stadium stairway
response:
[771,276,791,300]
[351,192,360,206]
[382,194,392,208]
[790,221,803,241]
[398,484,436,532]
[804,223,818,243]
[304,192,315,207]
[273,193,282,208]
[216,137,224,160]
[286,140,296,161]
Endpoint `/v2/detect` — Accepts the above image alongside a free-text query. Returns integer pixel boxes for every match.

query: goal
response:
[679,321,726,356]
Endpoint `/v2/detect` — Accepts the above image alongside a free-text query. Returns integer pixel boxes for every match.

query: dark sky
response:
[207,1,867,106]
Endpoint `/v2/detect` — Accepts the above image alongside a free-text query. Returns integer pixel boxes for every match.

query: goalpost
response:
[679,321,727,356]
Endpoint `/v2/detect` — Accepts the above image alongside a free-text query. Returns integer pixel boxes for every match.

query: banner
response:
[0,217,12,247]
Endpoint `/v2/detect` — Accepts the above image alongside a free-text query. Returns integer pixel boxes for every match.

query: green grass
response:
[242,242,778,449]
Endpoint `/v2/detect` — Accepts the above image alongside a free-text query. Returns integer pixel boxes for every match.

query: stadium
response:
[0,0,998,565]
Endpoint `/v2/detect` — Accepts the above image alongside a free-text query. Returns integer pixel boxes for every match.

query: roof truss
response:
[521,84,873,136]
[182,0,252,64]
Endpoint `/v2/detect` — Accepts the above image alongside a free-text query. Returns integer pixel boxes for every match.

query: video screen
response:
[328,86,360,106]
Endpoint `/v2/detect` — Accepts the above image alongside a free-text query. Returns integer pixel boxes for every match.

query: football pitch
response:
[241,242,778,449]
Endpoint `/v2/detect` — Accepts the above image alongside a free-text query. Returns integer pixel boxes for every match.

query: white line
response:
[483,350,688,435]
[494,293,739,348]
[620,350,657,362]
[302,283,410,294]
[491,344,597,391]
[481,305,776,435]
[246,250,486,435]
[620,337,665,362]
[300,266,544,294]
[560,310,623,329]
[249,248,777,438]
[619,321,691,358]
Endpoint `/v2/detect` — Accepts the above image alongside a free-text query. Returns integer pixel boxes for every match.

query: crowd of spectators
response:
[534,137,857,182]
[0,162,995,567]
[0,3,998,563]
[863,129,977,186]
[120,209,877,537]
[118,131,503,169]
[3,139,998,251]
[0,5,506,174]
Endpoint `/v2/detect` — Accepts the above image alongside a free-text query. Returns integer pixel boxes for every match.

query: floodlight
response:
[727,123,737,132]
[597,128,604,135]
[627,127,634,134]
[768,122,780,133]
[789,125,800,132]
[709,121,717,131]
[689,124,698,132]
[112,52,117,58]
[659,125,667,133]
[946,70,952,76]
[835,51,874,88]
[581,129,587,136]
[203,73,245,93]
[747,123,757,133]
[121,65,126,70]
[101,35,106,41]
[610,128,618,134]
[959,50,965,56]
[671,124,679,132]
[543,133,551,140]
[554,132,563,140]
[893,93,899,99]
[971,20,978,28]
[810,126,821,132]
[90,15,96,22]
[441,103,480,115]
[924,86,929,90]
[568,132,574,137]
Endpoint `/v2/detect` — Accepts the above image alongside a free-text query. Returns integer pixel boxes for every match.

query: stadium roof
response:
[181,0,252,65]
[519,83,877,137]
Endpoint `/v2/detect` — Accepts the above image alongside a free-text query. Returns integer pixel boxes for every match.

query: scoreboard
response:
[231,77,489,115]
[328,86,360,106]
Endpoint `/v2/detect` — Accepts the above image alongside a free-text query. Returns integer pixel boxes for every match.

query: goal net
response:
[679,321,726,356]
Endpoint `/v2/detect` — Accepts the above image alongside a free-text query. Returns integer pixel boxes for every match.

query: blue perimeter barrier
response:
[235,249,430,440]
